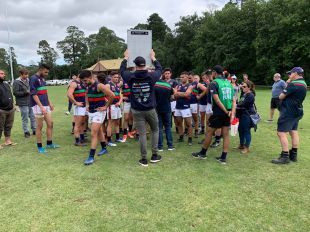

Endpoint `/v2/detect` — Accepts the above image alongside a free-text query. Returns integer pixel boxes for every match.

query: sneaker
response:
[210,141,220,148]
[38,147,47,154]
[46,144,60,149]
[75,142,86,147]
[122,135,128,142]
[216,157,226,164]
[139,158,148,167]
[194,132,199,138]
[240,147,250,154]
[115,139,123,143]
[24,132,31,138]
[158,148,164,152]
[32,131,36,136]
[289,150,297,162]
[188,138,193,146]
[167,146,175,151]
[272,153,290,164]
[192,151,207,159]
[178,137,184,143]
[84,156,95,165]
[107,142,117,147]
[65,111,71,115]
[235,145,244,150]
[98,148,108,156]
[150,154,162,163]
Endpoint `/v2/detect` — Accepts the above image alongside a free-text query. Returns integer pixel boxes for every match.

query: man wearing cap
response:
[192,65,235,164]
[272,67,307,164]
[266,73,286,122]
[120,49,162,167]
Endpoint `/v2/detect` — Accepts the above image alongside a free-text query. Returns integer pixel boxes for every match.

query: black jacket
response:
[0,79,14,111]
[13,77,31,106]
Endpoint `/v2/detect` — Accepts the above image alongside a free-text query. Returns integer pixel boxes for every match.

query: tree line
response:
[0,0,309,84]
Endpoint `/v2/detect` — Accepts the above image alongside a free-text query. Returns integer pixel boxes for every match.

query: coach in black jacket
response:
[120,49,162,167]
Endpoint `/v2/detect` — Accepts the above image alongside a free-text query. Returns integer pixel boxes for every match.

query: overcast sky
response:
[0,0,226,65]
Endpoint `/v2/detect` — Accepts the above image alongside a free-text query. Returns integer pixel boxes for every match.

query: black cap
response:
[134,56,146,67]
[212,65,223,74]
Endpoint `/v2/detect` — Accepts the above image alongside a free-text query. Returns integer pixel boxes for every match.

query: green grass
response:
[0,87,309,231]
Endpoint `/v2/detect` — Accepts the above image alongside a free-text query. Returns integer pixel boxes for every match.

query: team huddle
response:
[0,49,307,167]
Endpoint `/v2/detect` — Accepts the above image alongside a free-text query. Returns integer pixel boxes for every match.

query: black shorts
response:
[208,115,230,128]
[270,98,280,109]
[277,116,301,132]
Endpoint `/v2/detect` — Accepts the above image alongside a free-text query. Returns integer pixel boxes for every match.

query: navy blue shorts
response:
[277,116,301,132]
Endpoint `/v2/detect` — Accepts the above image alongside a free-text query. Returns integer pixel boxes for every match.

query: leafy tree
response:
[37,40,58,67]
[147,13,171,42]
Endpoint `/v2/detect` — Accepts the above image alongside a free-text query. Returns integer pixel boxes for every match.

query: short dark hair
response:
[38,63,50,70]
[79,70,92,79]
[212,65,223,75]
[19,68,29,75]
[180,71,189,76]
[110,71,119,76]
[188,71,194,75]
[97,73,107,84]
[163,68,172,73]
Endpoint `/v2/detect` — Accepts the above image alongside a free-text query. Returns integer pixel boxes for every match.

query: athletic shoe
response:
[272,153,290,164]
[38,147,47,154]
[210,141,220,148]
[122,135,127,142]
[139,158,148,167]
[158,148,164,152]
[216,157,226,164]
[107,142,117,147]
[289,150,297,162]
[24,132,30,138]
[240,147,250,154]
[188,138,193,146]
[150,154,162,163]
[178,137,184,143]
[65,111,71,115]
[115,138,123,143]
[75,142,86,147]
[84,156,94,165]
[32,131,36,136]
[194,132,199,138]
[192,151,207,159]
[98,148,108,156]
[46,144,60,149]
[167,146,175,151]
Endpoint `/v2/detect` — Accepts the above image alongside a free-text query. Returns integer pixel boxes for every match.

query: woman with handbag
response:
[235,81,256,154]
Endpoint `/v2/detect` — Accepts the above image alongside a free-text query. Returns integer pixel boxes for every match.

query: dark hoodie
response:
[120,59,162,111]
[0,79,14,111]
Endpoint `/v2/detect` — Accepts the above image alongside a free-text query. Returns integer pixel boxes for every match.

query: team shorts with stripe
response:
[107,105,122,120]
[32,105,51,118]
[174,108,192,118]
[171,101,176,113]
[74,106,86,116]
[88,111,106,124]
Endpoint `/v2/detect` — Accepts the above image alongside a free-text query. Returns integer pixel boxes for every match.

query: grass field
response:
[0,86,309,231]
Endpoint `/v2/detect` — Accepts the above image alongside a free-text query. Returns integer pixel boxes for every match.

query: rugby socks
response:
[200,147,208,155]
[215,136,221,143]
[101,142,107,149]
[128,124,133,132]
[37,143,43,148]
[123,129,128,135]
[47,140,52,145]
[75,137,79,143]
[80,134,85,141]
[107,136,111,142]
[89,149,96,158]
[220,152,227,160]
[116,133,120,140]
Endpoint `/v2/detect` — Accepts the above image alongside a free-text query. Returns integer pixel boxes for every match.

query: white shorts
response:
[123,102,131,114]
[74,106,86,116]
[32,105,51,118]
[174,108,192,118]
[88,111,106,124]
[107,105,122,120]
[171,101,176,113]
[199,104,207,113]
[190,104,198,114]
[206,103,213,114]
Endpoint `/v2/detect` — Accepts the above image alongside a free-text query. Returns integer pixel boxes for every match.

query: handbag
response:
[247,103,261,131]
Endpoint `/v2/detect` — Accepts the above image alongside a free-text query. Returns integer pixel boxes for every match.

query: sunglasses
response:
[241,85,248,88]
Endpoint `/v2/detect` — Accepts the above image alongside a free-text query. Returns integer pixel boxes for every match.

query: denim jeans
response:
[238,114,252,147]
[157,111,173,149]
[20,106,36,133]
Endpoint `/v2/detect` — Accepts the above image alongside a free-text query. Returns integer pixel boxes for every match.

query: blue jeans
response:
[158,112,173,149]
[238,114,252,147]
[20,106,36,133]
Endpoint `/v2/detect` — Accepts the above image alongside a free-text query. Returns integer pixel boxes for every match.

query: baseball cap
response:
[134,56,146,67]
[231,75,237,79]
[286,67,304,74]
[212,65,224,74]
